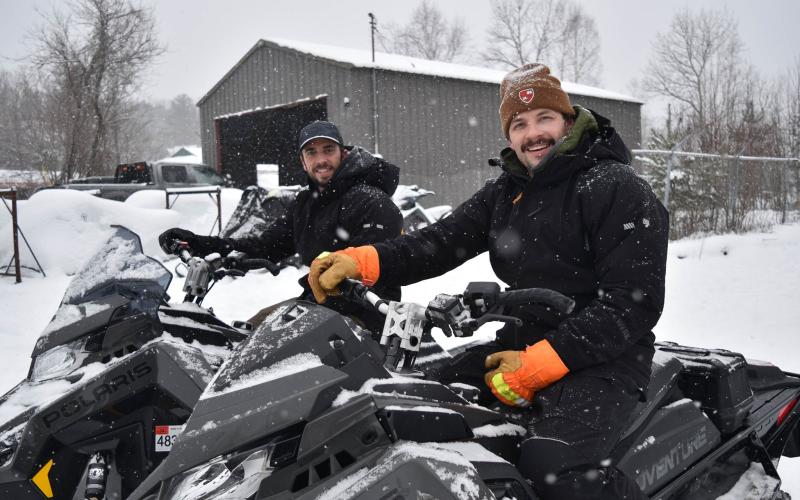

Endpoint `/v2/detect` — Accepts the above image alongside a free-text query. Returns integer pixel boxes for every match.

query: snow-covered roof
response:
[199,38,643,105]
[169,146,202,158]
[155,145,204,165]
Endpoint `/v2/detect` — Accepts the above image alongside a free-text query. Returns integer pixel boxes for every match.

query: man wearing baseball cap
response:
[159,120,403,332]
[309,64,668,498]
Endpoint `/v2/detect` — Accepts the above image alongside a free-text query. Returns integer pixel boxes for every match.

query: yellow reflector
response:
[31,459,54,498]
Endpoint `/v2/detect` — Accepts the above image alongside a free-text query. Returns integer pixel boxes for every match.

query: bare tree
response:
[556,5,602,85]
[638,9,799,237]
[642,8,755,152]
[483,0,562,68]
[122,94,200,162]
[482,0,602,84]
[377,0,468,62]
[0,69,63,181]
[773,56,800,210]
[775,56,800,159]
[30,0,164,182]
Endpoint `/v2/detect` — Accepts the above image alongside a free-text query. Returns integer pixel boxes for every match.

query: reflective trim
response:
[490,373,530,407]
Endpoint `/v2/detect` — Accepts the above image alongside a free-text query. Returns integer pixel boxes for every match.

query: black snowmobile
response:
[224,183,452,247]
[125,280,800,499]
[222,186,303,269]
[0,226,279,499]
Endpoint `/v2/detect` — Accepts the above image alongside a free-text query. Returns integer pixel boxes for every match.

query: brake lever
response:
[473,313,523,328]
[217,269,245,279]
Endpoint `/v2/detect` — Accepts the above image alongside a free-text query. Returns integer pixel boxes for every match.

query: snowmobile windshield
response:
[60,226,171,306]
[37,226,171,340]
[31,226,171,373]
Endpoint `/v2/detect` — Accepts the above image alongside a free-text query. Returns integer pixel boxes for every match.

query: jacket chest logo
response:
[518,88,535,104]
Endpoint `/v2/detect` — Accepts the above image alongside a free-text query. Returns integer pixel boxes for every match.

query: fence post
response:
[10,190,20,283]
[781,160,790,224]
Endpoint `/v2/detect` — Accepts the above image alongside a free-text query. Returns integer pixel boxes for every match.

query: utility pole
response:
[368,13,379,154]
[368,12,377,63]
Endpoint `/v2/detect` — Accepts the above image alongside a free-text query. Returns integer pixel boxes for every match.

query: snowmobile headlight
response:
[0,424,25,469]
[30,337,88,382]
[163,448,273,500]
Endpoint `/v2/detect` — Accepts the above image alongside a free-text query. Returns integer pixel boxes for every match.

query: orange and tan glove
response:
[308,246,380,303]
[484,340,570,407]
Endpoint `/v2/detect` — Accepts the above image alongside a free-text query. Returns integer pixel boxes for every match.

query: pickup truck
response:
[47,160,226,201]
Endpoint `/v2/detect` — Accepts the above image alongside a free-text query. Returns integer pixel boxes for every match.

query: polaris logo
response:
[41,362,153,429]
[636,426,708,491]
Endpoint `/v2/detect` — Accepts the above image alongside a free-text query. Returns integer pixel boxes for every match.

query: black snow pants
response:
[438,342,648,500]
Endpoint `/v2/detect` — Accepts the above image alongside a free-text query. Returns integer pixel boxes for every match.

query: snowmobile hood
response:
[309,146,400,199]
[128,301,391,496]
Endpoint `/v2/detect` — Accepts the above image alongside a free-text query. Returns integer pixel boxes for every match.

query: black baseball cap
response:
[298,121,344,151]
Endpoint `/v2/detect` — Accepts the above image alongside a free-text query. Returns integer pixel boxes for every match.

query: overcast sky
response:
[2,0,798,120]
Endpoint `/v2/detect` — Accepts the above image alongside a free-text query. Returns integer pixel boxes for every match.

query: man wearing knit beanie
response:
[498,63,581,175]
[499,63,575,137]
[309,63,668,499]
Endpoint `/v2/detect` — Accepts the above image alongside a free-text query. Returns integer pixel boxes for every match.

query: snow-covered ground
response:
[0,189,798,496]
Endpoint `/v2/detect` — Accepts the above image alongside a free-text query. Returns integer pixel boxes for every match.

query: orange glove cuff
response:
[504,340,570,392]
[338,246,380,286]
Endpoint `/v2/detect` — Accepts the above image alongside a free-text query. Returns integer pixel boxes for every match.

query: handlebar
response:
[233,258,281,276]
[173,242,280,304]
[341,279,390,315]
[496,288,575,314]
[339,280,576,373]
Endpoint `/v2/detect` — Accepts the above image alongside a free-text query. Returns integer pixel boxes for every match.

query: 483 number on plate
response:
[155,425,184,452]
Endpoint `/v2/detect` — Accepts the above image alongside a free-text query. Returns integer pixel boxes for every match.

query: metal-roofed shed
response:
[198,38,643,206]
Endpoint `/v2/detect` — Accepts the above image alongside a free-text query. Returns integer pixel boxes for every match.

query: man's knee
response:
[518,437,647,500]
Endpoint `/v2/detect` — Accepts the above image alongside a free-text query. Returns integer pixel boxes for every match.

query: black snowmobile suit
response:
[374,107,669,392]
[231,146,403,327]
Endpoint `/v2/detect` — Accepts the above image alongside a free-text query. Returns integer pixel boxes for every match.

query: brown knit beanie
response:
[499,63,574,138]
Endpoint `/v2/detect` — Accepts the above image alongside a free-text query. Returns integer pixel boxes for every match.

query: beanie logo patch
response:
[518,88,535,104]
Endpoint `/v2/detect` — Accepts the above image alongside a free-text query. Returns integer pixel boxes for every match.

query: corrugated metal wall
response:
[368,69,505,207]
[199,41,641,208]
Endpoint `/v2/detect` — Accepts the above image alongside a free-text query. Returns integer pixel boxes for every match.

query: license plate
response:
[154,425,184,452]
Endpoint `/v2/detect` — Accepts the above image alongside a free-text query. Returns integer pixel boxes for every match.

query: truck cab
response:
[117,161,225,187]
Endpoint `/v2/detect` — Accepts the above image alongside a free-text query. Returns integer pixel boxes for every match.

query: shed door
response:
[215,97,327,188]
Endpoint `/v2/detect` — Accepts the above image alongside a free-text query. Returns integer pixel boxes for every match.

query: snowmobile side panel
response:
[0,343,209,499]
[617,399,721,496]
[296,394,380,461]
[297,441,497,500]
[377,404,473,442]
[471,460,537,499]
[783,414,800,457]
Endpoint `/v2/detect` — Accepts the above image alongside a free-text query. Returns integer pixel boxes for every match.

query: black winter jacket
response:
[231,146,404,327]
[374,108,669,390]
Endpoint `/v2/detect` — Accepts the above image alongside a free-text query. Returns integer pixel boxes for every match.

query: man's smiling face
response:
[300,138,344,188]
[507,108,573,171]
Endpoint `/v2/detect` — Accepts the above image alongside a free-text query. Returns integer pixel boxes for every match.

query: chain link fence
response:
[631,150,800,239]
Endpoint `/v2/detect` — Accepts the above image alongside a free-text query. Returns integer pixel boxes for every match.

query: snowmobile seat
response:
[618,349,683,442]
